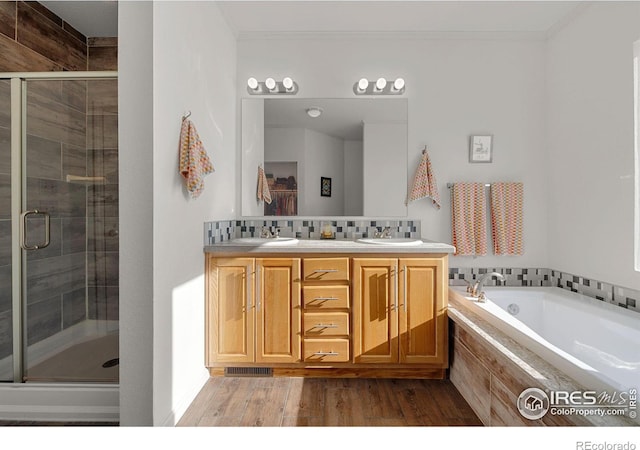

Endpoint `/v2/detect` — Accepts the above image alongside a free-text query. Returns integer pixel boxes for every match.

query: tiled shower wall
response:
[86,79,119,324]
[0,1,118,360]
[24,79,91,346]
[0,1,105,72]
[0,80,12,359]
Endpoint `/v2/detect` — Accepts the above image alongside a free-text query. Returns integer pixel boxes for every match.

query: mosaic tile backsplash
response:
[449,267,639,315]
[205,219,420,244]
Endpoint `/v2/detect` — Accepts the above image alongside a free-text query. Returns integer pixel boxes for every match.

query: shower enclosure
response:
[0,72,118,384]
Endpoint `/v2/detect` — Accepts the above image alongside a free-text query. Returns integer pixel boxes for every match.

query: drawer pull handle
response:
[313,323,338,328]
[312,296,339,301]
[312,269,338,273]
[313,351,339,356]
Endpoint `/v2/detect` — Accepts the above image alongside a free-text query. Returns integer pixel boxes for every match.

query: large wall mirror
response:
[241,98,408,217]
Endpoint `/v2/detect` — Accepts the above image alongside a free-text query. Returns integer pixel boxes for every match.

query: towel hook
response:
[422,145,427,155]
[182,111,192,121]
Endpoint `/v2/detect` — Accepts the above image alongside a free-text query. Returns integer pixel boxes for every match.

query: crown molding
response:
[545,2,592,40]
[236,30,548,42]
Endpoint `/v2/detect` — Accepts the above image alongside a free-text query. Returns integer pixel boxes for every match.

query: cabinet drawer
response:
[303,258,349,282]
[303,286,350,309]
[303,312,349,337]
[303,339,350,363]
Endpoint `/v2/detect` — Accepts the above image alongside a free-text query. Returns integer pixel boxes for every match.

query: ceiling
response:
[217,1,584,36]
[35,1,584,40]
[39,0,118,37]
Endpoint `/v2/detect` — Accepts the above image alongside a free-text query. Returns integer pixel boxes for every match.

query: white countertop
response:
[204,238,455,254]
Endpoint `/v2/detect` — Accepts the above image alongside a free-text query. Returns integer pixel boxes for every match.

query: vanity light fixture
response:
[357,78,369,93]
[282,77,294,91]
[306,107,323,118]
[246,77,299,95]
[247,77,259,90]
[353,77,406,95]
[265,77,277,91]
[392,77,405,92]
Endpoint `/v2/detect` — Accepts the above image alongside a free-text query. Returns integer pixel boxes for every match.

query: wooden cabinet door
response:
[255,258,301,363]
[398,258,448,365]
[352,258,398,364]
[207,257,254,363]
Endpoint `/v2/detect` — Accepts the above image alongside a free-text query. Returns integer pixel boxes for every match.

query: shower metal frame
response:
[1,71,118,384]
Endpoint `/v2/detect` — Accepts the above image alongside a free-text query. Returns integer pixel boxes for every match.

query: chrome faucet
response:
[374,227,392,239]
[260,226,279,238]
[468,272,505,302]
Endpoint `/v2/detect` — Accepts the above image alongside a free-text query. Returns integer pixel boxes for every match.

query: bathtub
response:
[452,286,640,396]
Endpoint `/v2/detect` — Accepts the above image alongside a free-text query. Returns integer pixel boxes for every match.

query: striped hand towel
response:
[490,182,524,255]
[179,119,214,199]
[257,165,272,204]
[406,149,441,209]
[451,182,487,256]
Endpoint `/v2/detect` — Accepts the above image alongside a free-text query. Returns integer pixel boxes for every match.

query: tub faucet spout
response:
[472,272,505,301]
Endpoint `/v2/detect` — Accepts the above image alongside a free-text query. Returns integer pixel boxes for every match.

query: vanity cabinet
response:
[301,257,351,363]
[206,257,301,365]
[353,257,448,366]
[206,251,449,377]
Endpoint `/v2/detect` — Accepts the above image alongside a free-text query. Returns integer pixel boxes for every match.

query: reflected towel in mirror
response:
[257,165,272,204]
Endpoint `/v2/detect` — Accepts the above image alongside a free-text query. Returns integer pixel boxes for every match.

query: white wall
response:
[363,122,407,217]
[344,139,363,216]
[635,40,640,273]
[237,37,548,268]
[304,128,345,215]
[152,1,236,426]
[118,0,154,427]
[547,2,640,289]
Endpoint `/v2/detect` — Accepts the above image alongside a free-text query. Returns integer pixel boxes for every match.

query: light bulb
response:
[265,78,276,90]
[306,107,322,118]
[282,77,294,90]
[357,78,369,92]
[247,77,259,90]
[393,78,405,91]
[375,78,387,91]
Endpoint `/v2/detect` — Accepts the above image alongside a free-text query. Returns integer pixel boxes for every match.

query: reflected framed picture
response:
[321,177,332,197]
[469,135,493,163]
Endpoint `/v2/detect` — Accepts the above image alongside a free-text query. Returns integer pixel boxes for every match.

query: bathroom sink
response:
[231,237,298,246]
[356,238,424,246]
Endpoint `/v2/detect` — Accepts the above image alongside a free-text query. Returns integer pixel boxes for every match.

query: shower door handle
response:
[20,210,50,250]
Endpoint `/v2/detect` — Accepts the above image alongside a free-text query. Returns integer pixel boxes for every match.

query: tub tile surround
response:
[448,294,637,427]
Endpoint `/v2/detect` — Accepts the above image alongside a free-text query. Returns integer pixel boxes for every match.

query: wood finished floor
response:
[177,377,483,427]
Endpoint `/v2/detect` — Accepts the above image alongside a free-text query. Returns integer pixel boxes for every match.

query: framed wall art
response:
[469,135,493,163]
[321,177,332,197]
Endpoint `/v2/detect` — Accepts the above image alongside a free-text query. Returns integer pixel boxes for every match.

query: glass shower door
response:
[0,79,13,381]
[21,78,119,383]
